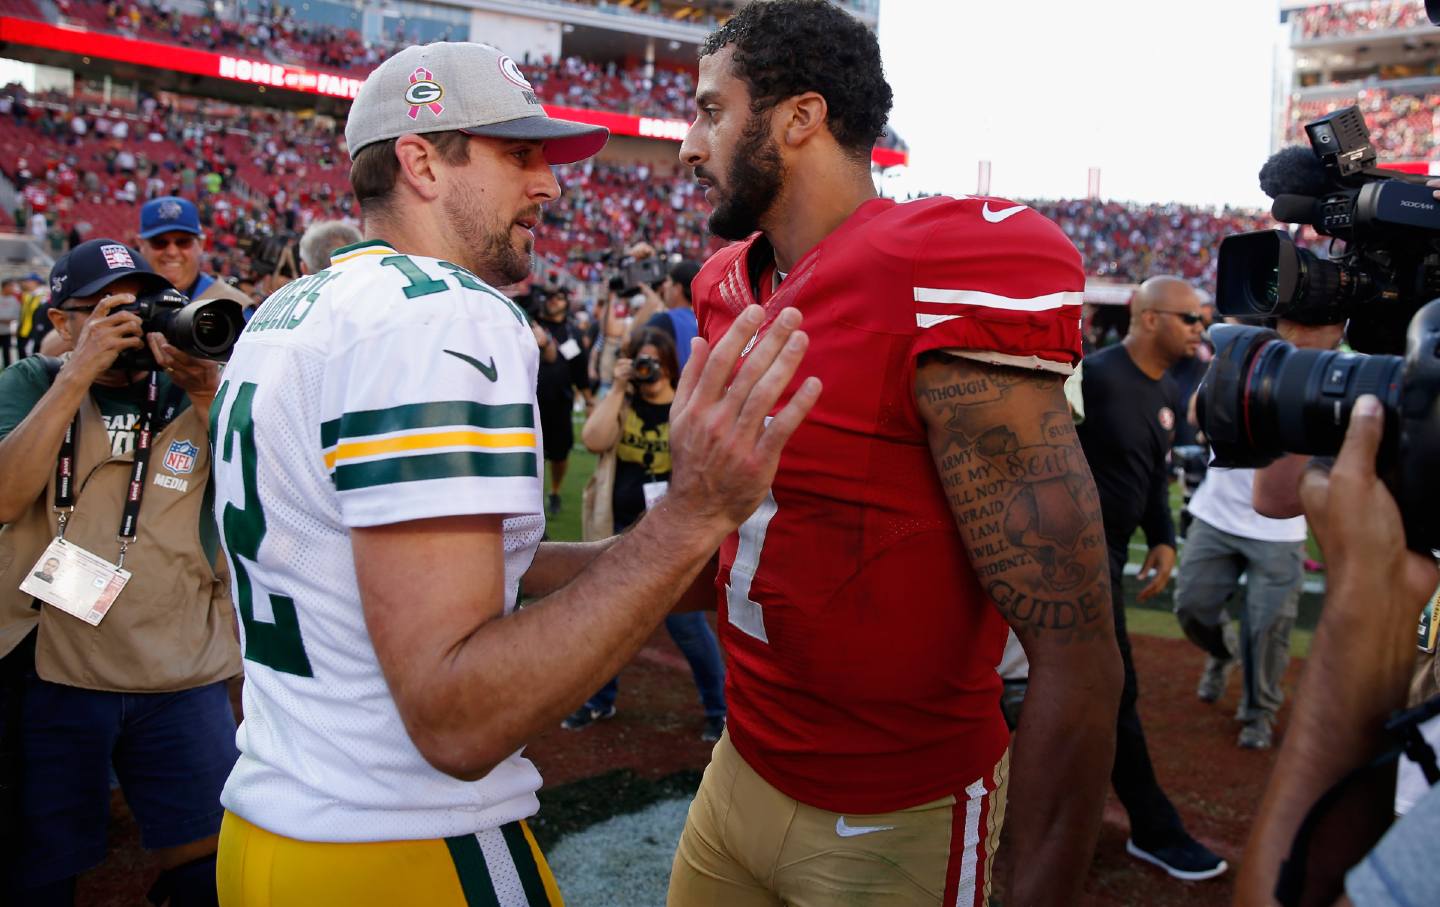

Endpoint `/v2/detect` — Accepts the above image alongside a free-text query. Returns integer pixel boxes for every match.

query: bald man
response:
[1074,277,1225,881]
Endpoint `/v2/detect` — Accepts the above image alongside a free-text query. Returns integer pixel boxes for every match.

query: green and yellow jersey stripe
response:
[322,400,537,490]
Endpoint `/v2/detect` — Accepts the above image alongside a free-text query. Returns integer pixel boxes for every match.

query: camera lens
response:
[1197,324,1402,468]
[191,309,236,354]
[165,299,244,360]
[1217,230,1371,325]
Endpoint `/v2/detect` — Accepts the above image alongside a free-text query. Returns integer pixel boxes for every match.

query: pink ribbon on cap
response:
[407,67,444,120]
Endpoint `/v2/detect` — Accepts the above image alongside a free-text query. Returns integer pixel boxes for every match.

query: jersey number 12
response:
[212,380,314,677]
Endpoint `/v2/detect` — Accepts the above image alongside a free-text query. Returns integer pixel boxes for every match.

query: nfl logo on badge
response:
[164,440,198,475]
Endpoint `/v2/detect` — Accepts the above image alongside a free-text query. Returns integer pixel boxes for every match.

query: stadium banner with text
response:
[0,16,909,167]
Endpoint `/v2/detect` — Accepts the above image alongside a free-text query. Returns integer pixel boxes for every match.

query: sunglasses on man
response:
[144,234,197,251]
[1154,310,1204,326]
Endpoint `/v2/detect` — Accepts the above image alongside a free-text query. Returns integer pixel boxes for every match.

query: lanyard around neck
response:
[53,371,165,568]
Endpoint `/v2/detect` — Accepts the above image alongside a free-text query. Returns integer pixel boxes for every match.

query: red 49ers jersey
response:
[694,195,1084,813]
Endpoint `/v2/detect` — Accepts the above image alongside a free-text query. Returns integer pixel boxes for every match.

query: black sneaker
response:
[547,493,562,517]
[701,715,725,742]
[1126,835,1228,881]
[560,704,616,730]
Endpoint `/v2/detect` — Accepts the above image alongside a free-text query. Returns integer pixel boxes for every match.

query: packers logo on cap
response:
[499,55,533,90]
[404,67,445,120]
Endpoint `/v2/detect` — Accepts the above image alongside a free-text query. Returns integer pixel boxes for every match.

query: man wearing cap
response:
[15,272,45,358]
[0,239,240,906]
[137,196,251,309]
[209,41,817,907]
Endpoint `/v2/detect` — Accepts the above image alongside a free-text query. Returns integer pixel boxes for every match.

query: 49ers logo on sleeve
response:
[1158,406,1176,431]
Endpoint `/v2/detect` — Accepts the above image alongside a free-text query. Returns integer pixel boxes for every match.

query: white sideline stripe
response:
[955,777,988,907]
[914,288,1083,312]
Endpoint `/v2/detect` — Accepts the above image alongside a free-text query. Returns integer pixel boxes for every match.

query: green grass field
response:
[549,415,1320,656]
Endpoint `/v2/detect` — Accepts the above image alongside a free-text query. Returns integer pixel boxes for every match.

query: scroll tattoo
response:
[917,357,1110,639]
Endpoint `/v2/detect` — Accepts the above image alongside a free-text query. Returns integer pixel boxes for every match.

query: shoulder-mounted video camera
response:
[1199,83,1440,551]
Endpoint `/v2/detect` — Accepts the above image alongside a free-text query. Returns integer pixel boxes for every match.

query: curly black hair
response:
[701,0,892,160]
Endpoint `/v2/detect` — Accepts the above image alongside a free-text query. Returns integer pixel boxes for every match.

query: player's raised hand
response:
[665,304,821,537]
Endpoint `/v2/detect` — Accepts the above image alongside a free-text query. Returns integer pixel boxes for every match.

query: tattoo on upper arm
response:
[916,354,1109,641]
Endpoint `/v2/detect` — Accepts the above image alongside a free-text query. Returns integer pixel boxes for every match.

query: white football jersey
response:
[211,239,546,842]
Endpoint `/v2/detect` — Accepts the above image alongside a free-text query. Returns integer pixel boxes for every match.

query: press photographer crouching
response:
[1195,102,1440,905]
[0,239,243,907]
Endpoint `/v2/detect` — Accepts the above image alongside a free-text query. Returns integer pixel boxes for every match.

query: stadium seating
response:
[1294,1,1429,40]
[0,0,41,20]
[1287,90,1440,159]
[1028,199,1276,290]
[2,82,1290,295]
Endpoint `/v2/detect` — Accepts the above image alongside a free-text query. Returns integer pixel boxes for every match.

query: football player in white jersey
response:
[209,41,820,907]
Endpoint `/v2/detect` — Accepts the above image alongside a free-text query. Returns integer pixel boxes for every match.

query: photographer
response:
[533,287,594,517]
[568,328,726,740]
[1235,396,1439,906]
[590,279,633,396]
[246,233,303,309]
[0,240,240,907]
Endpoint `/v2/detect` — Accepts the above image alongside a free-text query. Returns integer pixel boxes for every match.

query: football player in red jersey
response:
[667,2,1124,905]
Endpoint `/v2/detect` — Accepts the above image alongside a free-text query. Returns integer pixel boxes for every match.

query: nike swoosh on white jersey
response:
[981,202,1028,223]
[835,817,897,838]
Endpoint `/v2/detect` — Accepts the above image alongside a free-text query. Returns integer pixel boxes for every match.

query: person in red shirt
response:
[668,2,1123,905]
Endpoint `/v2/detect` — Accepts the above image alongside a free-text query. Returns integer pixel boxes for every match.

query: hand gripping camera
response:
[115,286,245,371]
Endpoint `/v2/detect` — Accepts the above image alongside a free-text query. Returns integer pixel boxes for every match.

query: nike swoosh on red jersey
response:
[981,202,1028,223]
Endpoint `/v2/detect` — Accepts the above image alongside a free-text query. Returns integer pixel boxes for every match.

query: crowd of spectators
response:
[1029,199,1274,292]
[1286,89,1440,159]
[60,0,397,72]
[1293,1,1430,41]
[39,2,905,139]
[529,56,696,121]
[1,81,1292,302]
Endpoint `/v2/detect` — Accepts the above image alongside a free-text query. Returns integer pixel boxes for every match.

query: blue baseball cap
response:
[138,196,202,239]
[49,238,172,308]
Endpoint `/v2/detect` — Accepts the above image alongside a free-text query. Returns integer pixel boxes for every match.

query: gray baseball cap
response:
[345,42,608,164]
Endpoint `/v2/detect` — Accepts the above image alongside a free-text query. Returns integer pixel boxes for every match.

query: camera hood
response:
[1196,323,1283,468]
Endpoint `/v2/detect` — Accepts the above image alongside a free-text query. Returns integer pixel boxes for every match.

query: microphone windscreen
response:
[1259,146,1329,199]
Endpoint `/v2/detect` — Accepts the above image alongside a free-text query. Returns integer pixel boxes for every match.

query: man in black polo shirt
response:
[1076,275,1225,881]
[533,287,593,516]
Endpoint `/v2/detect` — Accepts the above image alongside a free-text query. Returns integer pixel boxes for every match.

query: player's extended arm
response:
[354,306,821,781]
[915,353,1123,906]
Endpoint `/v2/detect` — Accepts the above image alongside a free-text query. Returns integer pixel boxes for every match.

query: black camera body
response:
[1217,106,1440,354]
[604,255,667,297]
[632,354,664,385]
[1196,300,1440,552]
[115,286,245,370]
